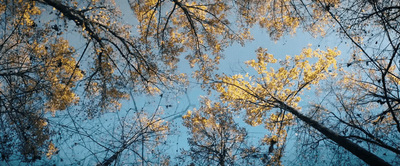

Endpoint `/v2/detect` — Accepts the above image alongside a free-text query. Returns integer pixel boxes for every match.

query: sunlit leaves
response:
[235,0,342,40]
[130,0,252,85]
[182,98,261,165]
[17,1,42,26]
[45,142,58,159]
[30,38,83,113]
[215,46,340,118]
[0,0,87,160]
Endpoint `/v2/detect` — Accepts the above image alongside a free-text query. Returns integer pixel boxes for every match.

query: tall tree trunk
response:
[277,100,391,166]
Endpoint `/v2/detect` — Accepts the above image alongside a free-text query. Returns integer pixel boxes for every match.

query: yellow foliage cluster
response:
[138,111,169,144]
[46,143,58,159]
[30,38,83,113]
[140,116,169,133]
[21,1,41,26]
[237,0,342,39]
[182,97,248,163]
[217,46,339,110]
[214,46,340,148]
[183,98,243,137]
[0,0,41,26]
[131,0,251,84]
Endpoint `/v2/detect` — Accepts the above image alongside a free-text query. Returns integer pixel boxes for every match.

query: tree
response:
[182,97,267,166]
[210,0,400,164]
[289,0,400,165]
[289,23,400,163]
[0,0,83,160]
[212,44,397,165]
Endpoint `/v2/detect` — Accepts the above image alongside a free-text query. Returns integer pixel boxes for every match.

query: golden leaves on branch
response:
[30,38,83,113]
[214,45,340,143]
[182,97,248,164]
[216,46,339,110]
[131,0,251,85]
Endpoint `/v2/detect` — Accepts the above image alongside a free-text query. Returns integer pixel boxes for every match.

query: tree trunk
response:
[277,100,391,166]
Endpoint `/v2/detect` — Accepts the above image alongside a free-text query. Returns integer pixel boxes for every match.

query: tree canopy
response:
[0,0,399,165]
